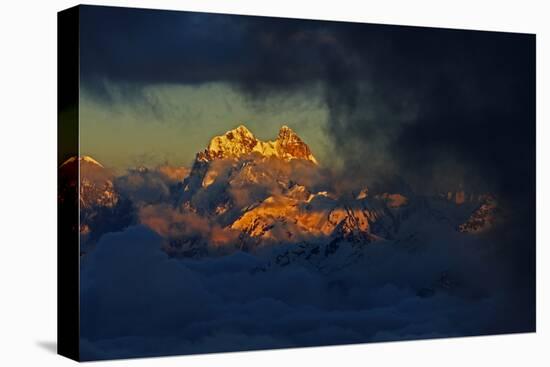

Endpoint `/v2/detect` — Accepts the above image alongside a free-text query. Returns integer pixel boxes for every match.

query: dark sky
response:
[79,5,535,200]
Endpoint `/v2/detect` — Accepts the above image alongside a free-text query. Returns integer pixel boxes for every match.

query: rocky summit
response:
[196,125,318,164]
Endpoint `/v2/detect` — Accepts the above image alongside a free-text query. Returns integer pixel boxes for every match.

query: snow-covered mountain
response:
[177,125,321,215]
[160,124,499,259]
[59,155,117,210]
[59,156,135,250]
[66,125,500,265]
[196,125,318,164]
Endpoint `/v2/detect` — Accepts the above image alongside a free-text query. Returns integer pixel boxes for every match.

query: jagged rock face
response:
[80,174,118,210]
[275,125,318,164]
[196,125,318,164]
[199,125,259,161]
[458,196,498,233]
[59,156,119,210]
[229,190,375,250]
[59,156,135,248]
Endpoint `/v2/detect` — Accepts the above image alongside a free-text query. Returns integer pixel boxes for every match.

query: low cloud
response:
[80,222,534,360]
[114,165,189,206]
[139,204,240,249]
[157,165,190,182]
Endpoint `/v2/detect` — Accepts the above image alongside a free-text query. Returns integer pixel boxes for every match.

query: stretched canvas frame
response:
[58,5,536,361]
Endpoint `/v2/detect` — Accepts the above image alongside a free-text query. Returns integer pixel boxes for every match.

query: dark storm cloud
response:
[80,5,535,200]
[319,27,535,198]
[80,6,327,92]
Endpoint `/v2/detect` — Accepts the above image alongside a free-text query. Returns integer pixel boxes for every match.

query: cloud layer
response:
[80,220,534,360]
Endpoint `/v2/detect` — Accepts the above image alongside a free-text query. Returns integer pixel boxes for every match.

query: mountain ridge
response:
[60,124,499,260]
[197,124,318,164]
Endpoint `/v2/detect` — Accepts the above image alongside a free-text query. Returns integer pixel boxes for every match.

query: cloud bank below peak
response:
[80,224,535,360]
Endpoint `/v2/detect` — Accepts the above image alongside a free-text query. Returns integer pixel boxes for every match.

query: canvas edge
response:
[57,4,81,362]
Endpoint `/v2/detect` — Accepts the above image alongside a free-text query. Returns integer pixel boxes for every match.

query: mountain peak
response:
[60,155,104,169]
[235,124,254,135]
[81,155,104,168]
[199,124,318,164]
[278,124,292,134]
[205,125,259,160]
[277,125,300,143]
[276,125,318,164]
